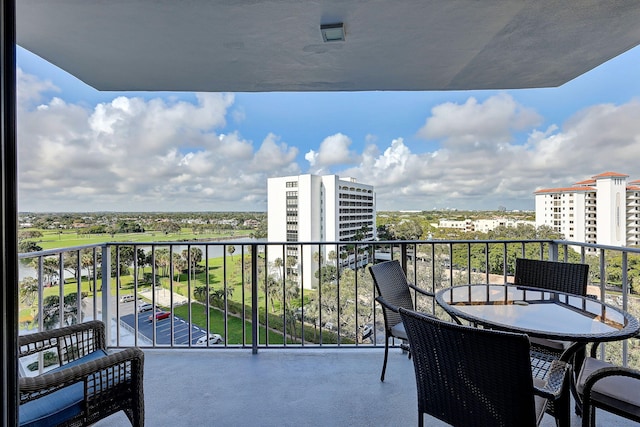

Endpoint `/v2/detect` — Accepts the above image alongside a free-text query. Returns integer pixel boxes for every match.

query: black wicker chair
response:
[515,258,590,420]
[19,320,145,427]
[576,343,640,427]
[368,260,433,382]
[399,307,569,427]
[514,258,589,296]
[514,258,590,371]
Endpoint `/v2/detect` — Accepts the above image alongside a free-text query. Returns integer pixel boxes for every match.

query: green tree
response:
[18,240,42,253]
[227,245,236,260]
[38,293,86,330]
[392,219,423,240]
[19,277,39,325]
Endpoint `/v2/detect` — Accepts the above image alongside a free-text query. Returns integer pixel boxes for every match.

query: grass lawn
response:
[30,228,255,251]
[174,302,296,345]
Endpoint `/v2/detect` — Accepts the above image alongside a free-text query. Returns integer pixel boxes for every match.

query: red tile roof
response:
[592,171,629,178]
[538,172,639,194]
[534,186,595,194]
[574,179,596,185]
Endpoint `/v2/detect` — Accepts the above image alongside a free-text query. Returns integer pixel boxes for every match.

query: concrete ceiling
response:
[15,0,640,92]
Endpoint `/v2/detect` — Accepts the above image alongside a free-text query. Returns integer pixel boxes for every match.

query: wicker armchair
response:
[19,320,145,427]
[398,307,569,427]
[368,260,433,382]
[576,343,640,427]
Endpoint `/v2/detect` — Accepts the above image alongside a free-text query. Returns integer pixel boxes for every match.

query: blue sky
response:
[16,44,640,213]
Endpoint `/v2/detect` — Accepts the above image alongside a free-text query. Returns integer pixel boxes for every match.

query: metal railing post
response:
[400,243,408,273]
[548,242,559,261]
[251,244,259,354]
[101,244,111,345]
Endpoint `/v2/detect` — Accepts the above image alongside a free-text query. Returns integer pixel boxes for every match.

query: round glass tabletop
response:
[436,284,639,342]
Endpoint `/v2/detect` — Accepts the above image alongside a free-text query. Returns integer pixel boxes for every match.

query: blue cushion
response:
[20,382,84,427]
[19,350,108,427]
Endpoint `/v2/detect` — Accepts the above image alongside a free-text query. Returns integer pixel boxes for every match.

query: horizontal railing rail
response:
[17,239,640,368]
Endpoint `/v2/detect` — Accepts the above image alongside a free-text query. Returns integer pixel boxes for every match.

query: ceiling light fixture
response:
[321,23,345,42]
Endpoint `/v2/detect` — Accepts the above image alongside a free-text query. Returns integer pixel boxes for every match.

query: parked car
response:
[137,302,153,313]
[148,310,171,322]
[195,333,224,345]
[120,294,135,303]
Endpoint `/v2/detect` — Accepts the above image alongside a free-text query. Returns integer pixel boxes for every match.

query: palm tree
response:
[283,278,300,339]
[194,285,208,304]
[154,249,170,277]
[328,250,337,266]
[286,256,297,277]
[194,285,209,315]
[80,251,95,284]
[209,287,234,309]
[135,248,147,281]
[181,247,203,280]
[273,257,283,281]
[172,253,186,284]
[262,275,280,312]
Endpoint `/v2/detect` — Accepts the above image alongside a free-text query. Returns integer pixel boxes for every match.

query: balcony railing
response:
[17,239,640,369]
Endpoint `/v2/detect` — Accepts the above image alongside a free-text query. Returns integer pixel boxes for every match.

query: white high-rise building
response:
[267,174,376,288]
[535,172,640,251]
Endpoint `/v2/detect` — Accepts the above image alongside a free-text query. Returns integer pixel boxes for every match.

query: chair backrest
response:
[514,258,589,296]
[398,307,540,427]
[369,260,414,330]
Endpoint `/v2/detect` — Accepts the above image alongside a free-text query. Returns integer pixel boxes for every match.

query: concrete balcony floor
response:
[95,348,635,427]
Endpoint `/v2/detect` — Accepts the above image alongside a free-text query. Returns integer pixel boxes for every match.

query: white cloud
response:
[16,69,640,212]
[336,96,640,210]
[417,93,542,150]
[17,71,299,212]
[305,133,358,173]
[17,68,59,107]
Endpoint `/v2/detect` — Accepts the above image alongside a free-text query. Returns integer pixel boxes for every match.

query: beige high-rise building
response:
[535,172,640,251]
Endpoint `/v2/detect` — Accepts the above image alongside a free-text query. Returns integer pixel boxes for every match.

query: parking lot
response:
[120,304,213,345]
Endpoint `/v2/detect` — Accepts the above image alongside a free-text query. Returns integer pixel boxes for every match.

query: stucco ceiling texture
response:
[16,0,640,92]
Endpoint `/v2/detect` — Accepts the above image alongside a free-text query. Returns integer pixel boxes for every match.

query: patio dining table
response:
[435,283,640,427]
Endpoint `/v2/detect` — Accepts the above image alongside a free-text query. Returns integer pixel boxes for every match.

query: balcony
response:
[17,238,640,426]
[18,239,640,353]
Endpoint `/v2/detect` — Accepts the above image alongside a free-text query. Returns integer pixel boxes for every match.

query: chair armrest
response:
[19,320,106,360]
[533,360,569,401]
[582,365,640,398]
[407,282,434,297]
[375,296,400,313]
[20,347,144,403]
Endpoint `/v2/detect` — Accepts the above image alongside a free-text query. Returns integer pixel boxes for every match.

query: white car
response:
[195,333,224,346]
[136,302,153,313]
[120,294,135,303]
